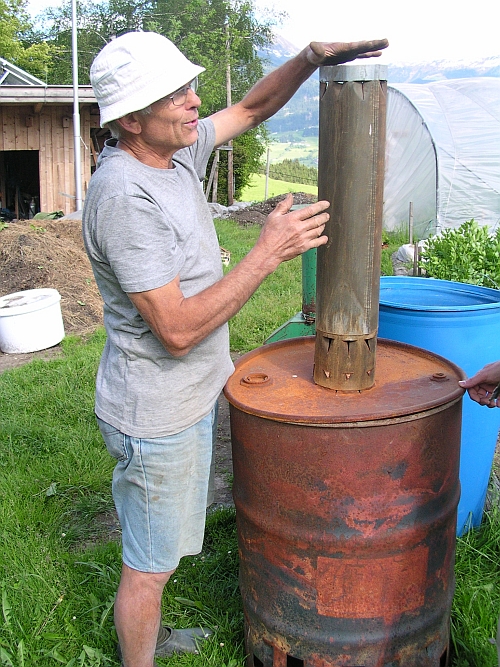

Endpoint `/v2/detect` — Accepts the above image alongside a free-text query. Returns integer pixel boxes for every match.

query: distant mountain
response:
[387,55,500,83]
[259,36,500,146]
[259,37,318,140]
[261,35,500,82]
[260,34,301,66]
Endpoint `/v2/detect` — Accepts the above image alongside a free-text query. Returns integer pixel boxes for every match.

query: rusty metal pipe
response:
[314,65,387,391]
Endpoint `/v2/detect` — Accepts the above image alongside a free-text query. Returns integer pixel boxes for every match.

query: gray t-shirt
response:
[82,119,234,437]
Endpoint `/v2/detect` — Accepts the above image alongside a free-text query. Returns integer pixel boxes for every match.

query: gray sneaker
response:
[117,625,213,660]
[155,625,213,657]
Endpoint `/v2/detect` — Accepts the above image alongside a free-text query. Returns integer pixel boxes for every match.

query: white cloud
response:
[257,0,499,63]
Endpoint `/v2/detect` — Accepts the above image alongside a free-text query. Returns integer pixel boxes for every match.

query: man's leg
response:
[115,564,174,667]
[97,409,216,663]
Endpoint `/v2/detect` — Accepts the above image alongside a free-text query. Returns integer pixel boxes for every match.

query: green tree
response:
[34,0,279,201]
[35,0,151,84]
[149,0,273,202]
[0,0,53,80]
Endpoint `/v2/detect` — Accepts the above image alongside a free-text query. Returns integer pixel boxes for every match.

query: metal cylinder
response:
[314,65,387,391]
[224,337,464,667]
[302,248,317,323]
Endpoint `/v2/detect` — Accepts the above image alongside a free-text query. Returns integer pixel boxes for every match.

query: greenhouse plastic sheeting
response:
[384,78,500,238]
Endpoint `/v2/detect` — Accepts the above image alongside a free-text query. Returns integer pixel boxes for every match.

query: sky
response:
[26,0,499,65]
[253,0,498,64]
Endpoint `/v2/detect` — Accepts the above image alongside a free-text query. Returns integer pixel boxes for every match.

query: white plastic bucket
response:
[0,288,65,354]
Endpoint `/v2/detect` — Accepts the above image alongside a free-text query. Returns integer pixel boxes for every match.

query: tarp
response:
[384,78,500,238]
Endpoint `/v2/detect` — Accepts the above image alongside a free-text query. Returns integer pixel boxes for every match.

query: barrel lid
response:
[0,288,61,316]
[224,337,465,424]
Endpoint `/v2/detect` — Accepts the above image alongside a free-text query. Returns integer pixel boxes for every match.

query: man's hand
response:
[307,39,389,67]
[255,193,329,273]
[459,360,500,407]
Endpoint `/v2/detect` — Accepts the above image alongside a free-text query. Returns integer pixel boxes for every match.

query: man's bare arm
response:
[128,195,329,356]
[210,38,389,147]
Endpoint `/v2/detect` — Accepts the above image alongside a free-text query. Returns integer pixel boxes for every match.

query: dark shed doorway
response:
[0,150,40,220]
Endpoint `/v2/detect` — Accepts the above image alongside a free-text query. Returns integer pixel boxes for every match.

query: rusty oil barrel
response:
[224,337,464,667]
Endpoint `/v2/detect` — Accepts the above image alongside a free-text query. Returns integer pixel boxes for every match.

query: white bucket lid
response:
[0,288,61,317]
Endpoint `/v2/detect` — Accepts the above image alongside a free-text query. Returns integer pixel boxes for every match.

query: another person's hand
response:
[306,39,389,67]
[255,193,329,272]
[458,361,500,407]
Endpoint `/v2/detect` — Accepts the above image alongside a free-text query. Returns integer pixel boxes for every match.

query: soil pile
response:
[0,218,103,335]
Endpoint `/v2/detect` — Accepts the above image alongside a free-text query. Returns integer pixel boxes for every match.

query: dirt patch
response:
[228,192,317,226]
[0,218,103,336]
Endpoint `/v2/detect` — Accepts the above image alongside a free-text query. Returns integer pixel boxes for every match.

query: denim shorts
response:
[97,403,218,573]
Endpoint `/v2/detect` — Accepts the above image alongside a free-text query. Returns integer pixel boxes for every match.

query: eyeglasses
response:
[168,78,198,106]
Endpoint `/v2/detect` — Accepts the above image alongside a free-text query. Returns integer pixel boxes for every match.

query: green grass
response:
[381,227,410,276]
[240,173,317,203]
[0,335,243,666]
[451,504,500,666]
[215,218,303,351]
[1,220,499,666]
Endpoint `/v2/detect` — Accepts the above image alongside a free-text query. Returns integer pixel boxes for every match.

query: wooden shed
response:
[0,57,102,218]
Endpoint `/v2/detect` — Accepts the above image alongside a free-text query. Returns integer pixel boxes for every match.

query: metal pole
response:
[226,21,234,205]
[72,0,82,211]
[314,64,388,391]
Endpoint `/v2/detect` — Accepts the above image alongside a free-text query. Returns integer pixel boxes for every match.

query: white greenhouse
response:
[384,77,500,238]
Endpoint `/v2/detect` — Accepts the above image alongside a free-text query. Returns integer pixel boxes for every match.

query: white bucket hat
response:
[90,31,205,127]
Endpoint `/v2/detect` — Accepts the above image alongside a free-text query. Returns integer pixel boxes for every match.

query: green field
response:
[240,172,317,202]
[267,137,318,166]
[238,137,319,202]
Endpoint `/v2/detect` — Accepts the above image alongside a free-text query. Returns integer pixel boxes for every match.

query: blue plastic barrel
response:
[378,276,500,535]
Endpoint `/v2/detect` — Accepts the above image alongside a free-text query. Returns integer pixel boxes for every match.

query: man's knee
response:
[120,563,175,595]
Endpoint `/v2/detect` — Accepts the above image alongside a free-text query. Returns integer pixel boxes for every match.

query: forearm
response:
[131,244,277,357]
[211,38,388,146]
[237,46,317,127]
[129,195,330,357]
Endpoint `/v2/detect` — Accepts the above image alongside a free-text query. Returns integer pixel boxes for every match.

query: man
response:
[83,30,388,667]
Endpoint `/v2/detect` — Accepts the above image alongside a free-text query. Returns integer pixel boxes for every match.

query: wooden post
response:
[212,149,220,203]
[265,147,270,201]
[413,241,420,277]
[227,141,234,205]
[314,64,388,391]
[409,201,414,244]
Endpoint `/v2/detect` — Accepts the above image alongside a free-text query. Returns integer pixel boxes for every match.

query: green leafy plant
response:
[420,219,500,288]
[30,223,46,233]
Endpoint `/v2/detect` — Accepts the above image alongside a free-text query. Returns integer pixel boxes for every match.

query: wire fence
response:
[264,168,318,186]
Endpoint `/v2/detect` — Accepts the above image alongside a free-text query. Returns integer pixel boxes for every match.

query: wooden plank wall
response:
[0,104,92,215]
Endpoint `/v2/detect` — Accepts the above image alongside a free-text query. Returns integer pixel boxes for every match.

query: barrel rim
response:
[224,337,466,424]
[379,276,500,312]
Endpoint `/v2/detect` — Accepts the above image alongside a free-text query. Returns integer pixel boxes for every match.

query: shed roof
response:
[0,85,96,104]
[0,56,96,104]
